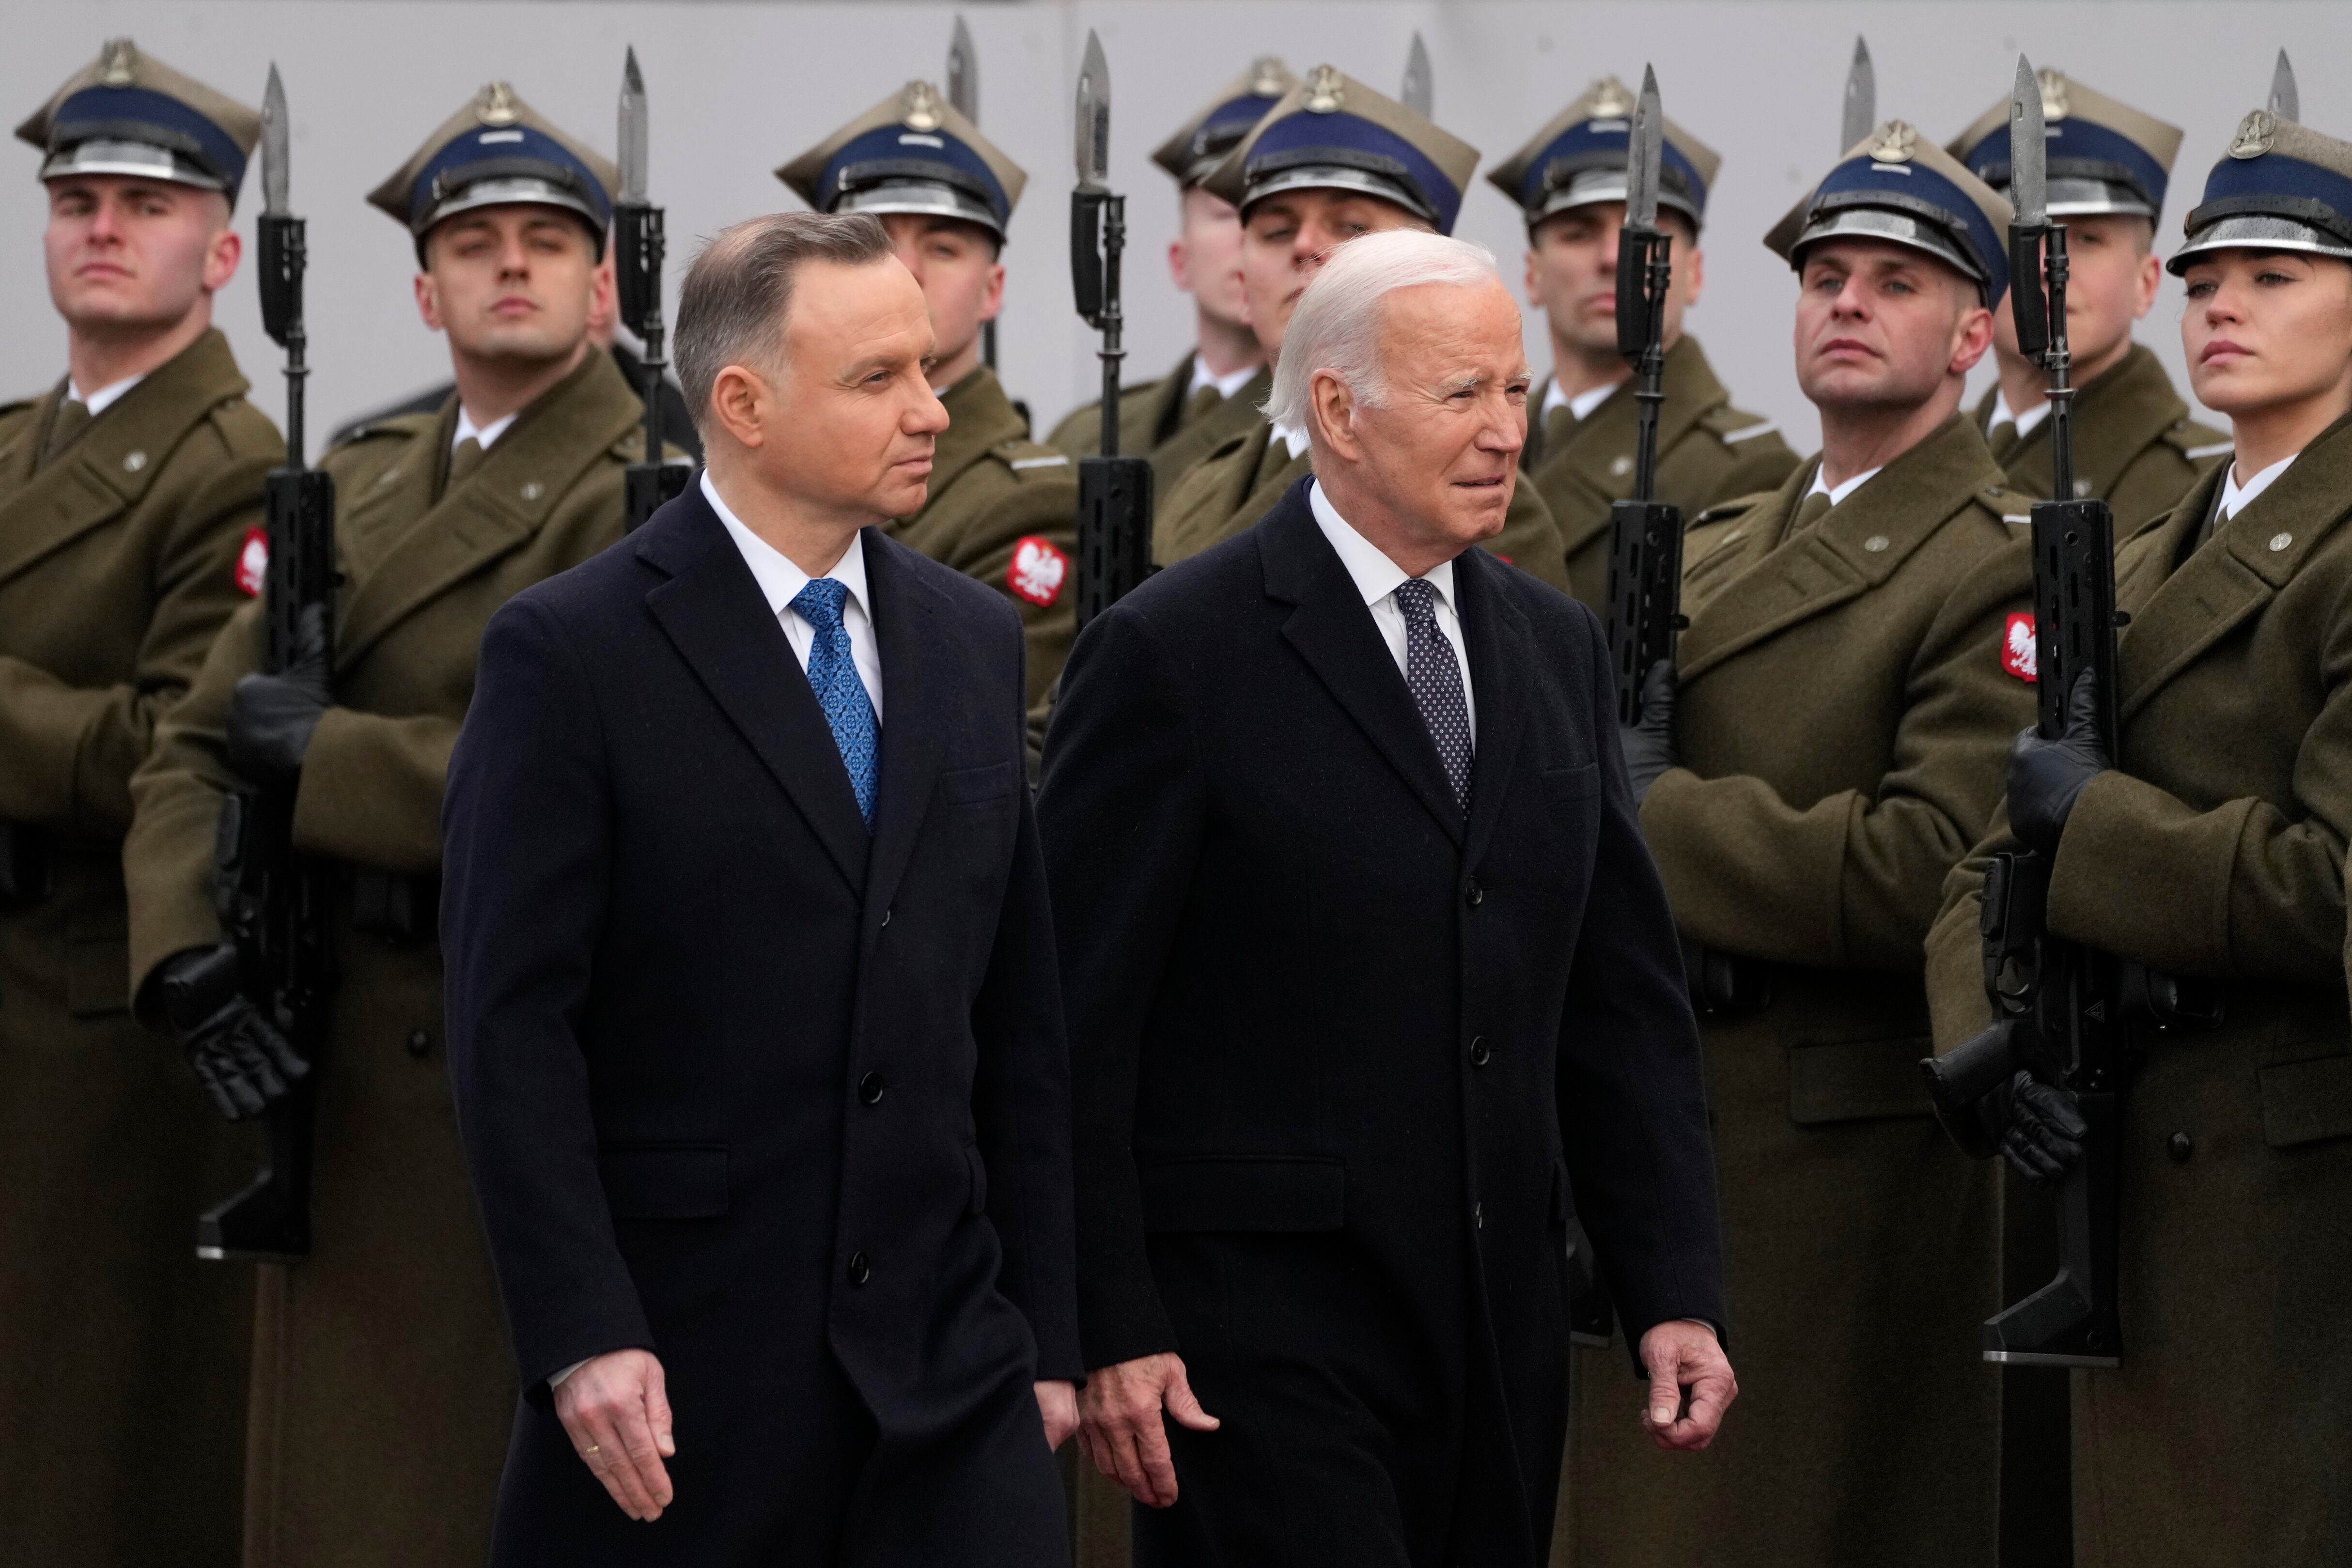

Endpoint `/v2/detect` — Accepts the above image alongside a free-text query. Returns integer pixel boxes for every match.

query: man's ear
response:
[707,363,770,450]
[1949,299,1996,378]
[201,223,242,297]
[414,270,444,333]
[1309,369,1361,463]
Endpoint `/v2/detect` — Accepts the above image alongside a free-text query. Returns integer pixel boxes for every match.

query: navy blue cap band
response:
[410,123,610,233]
[2191,149,2352,245]
[1519,119,1708,217]
[819,122,1009,229]
[52,84,245,194]
[1963,119,2168,213]
[1808,155,2009,301]
[1246,109,1461,232]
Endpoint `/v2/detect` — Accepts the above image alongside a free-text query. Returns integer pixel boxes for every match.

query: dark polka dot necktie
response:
[1395,577,1473,814]
[789,577,880,828]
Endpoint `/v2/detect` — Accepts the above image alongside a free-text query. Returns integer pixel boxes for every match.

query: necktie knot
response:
[1792,489,1836,534]
[1395,576,1438,624]
[791,575,850,632]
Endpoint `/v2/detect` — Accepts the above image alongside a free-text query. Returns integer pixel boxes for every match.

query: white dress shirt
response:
[1540,375,1621,428]
[1988,388,2052,442]
[66,372,144,418]
[1188,357,1262,401]
[1806,464,1885,508]
[1269,419,1312,461]
[2219,453,2295,521]
[702,471,885,719]
[452,406,520,453]
[1308,479,1476,744]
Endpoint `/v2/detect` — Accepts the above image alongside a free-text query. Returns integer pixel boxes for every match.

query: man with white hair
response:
[1039,227,1732,1568]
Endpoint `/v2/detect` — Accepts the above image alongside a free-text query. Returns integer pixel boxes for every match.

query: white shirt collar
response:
[1269,419,1311,460]
[2219,453,2296,522]
[70,373,144,418]
[1308,478,1457,612]
[700,469,871,623]
[1541,374,1620,427]
[1990,388,2051,441]
[1807,463,1885,508]
[453,406,521,453]
[1188,356,1261,401]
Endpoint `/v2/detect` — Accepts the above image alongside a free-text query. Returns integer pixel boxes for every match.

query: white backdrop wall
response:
[5,1,2347,458]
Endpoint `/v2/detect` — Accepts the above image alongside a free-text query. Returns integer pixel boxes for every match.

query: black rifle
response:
[1069,31,1152,631]
[204,64,330,1261]
[617,49,689,531]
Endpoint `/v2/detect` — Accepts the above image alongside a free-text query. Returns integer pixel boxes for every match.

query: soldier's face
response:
[1240,189,1428,360]
[1170,186,1247,329]
[43,176,237,336]
[1993,215,2159,375]
[1793,239,1993,414]
[710,256,947,523]
[879,215,1002,387]
[1311,278,1528,555]
[2180,249,2352,424]
[1524,204,1703,360]
[416,206,607,366]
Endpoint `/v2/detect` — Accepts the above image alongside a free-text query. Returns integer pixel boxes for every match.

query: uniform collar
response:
[67,371,145,417]
[1189,356,1263,401]
[1989,385,2051,440]
[2220,452,2295,520]
[1542,374,1620,426]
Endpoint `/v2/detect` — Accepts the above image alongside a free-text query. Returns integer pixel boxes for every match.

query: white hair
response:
[1262,229,1503,433]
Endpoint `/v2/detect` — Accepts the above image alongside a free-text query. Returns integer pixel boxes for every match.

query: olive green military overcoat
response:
[1047,347,1257,468]
[1151,414,1574,592]
[124,348,644,1568]
[1523,335,1799,615]
[1974,343,2228,536]
[0,328,278,1568]
[1568,416,2039,1568]
[1927,417,2352,1568]
[898,366,1081,755]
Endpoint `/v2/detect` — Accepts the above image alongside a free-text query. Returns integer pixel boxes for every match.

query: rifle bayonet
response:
[1843,36,1875,152]
[260,66,290,218]
[618,47,649,205]
[1625,65,1663,233]
[1075,30,1110,192]
[615,47,687,530]
[2269,48,2298,123]
[1401,32,1433,118]
[948,16,979,123]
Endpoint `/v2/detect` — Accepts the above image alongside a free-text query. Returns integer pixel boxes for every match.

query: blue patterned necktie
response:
[1395,577,1473,814]
[789,577,880,827]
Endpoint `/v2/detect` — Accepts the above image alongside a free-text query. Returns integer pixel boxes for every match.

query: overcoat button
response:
[1468,1036,1491,1067]
[1864,535,1890,553]
[847,1251,872,1286]
[2167,1131,2194,1164]
[1464,879,1484,908]
[2269,532,2293,553]
[123,450,147,472]
[405,1027,431,1059]
[858,1071,886,1105]
[880,907,892,928]
[1610,454,1633,477]
[1473,1201,1484,1228]
[520,481,545,501]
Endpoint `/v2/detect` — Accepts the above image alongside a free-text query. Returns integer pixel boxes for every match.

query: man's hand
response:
[1035,1379,1079,1451]
[554,1349,676,1522]
[1977,1067,2089,1186]
[1076,1351,1220,1507]
[1638,1319,1737,1452]
[1617,659,1679,805]
[2009,670,2109,854]
[228,603,332,784]
[156,945,309,1120]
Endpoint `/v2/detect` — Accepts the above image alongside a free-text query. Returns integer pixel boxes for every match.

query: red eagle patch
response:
[234,527,268,598]
[1007,535,1068,607]
[2001,612,2037,683]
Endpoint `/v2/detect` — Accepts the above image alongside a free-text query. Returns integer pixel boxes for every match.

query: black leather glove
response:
[228,603,332,784]
[156,946,308,1121]
[1975,1067,2088,1186]
[2008,670,2109,855]
[1617,659,1679,806]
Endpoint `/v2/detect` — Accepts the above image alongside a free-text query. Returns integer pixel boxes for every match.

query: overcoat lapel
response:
[860,532,955,918]
[640,491,872,891]
[1261,482,1467,843]
[1455,546,1529,869]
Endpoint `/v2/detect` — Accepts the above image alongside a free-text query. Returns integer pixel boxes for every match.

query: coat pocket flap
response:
[1139,1156,1345,1232]
[2258,1054,2352,1149]
[1788,1037,1932,1124]
[943,760,1016,803]
[599,1144,730,1219]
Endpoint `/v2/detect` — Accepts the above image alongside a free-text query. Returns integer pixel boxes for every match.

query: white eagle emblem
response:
[234,527,268,598]
[2001,612,2037,683]
[1007,535,1068,608]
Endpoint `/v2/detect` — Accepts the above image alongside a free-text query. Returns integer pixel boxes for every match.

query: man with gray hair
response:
[1039,226,1733,1568]
[441,209,1080,1564]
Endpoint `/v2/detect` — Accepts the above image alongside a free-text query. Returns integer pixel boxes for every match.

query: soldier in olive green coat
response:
[780,82,1079,758]
[1149,65,1571,590]
[1927,112,2352,1568]
[1952,70,2229,537]
[124,84,650,1568]
[0,43,278,1568]
[1047,58,1290,493]
[1489,77,1798,613]
[1570,122,2038,1568]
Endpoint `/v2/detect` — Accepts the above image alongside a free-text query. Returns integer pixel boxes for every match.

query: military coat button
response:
[2269,532,2293,553]
[1864,535,1890,553]
[858,1071,886,1105]
[1610,454,1633,477]
[405,1027,431,1059]
[520,481,545,501]
[1468,1036,1491,1067]
[847,1251,872,1286]
[2167,1131,2194,1164]
[123,450,147,472]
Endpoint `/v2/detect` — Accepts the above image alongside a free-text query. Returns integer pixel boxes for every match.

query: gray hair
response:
[674,211,895,435]
[1262,229,1503,432]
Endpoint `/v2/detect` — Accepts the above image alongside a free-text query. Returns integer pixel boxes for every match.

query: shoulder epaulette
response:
[327,411,438,453]
[2159,418,2233,465]
[996,440,1074,479]
[1691,490,1776,527]
[1697,406,1783,446]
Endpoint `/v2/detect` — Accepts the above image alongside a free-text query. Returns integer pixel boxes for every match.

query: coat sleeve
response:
[292,707,459,873]
[1642,532,2035,970]
[1555,610,1728,1350]
[0,435,272,833]
[968,600,1083,1382]
[1035,602,1208,1370]
[442,594,653,1396]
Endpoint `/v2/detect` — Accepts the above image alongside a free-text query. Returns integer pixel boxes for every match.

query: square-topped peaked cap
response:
[778,81,1027,242]
[1153,57,1297,188]
[1950,68,2181,219]
[1767,120,2014,304]
[1486,76,1721,231]
[1200,64,1479,235]
[2168,110,2352,274]
[16,38,261,202]
[367,82,619,263]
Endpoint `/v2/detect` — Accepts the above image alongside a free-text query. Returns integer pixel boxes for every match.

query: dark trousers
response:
[1134,1232,1482,1568]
